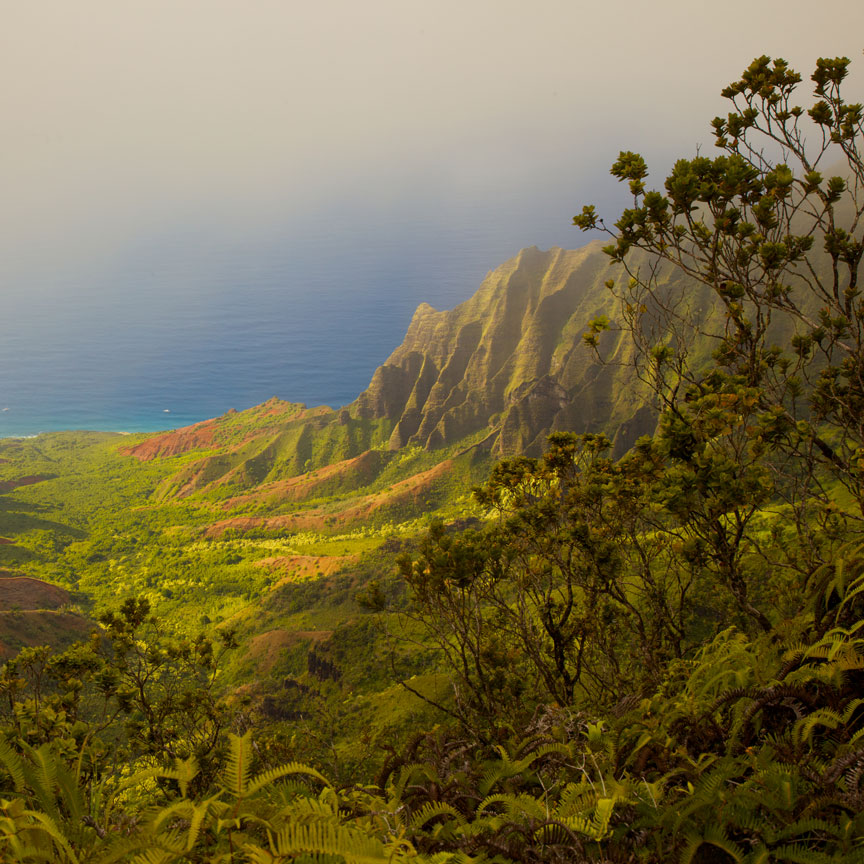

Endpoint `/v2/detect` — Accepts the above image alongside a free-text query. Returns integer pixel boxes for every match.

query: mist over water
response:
[0,193,581,438]
[5,3,862,439]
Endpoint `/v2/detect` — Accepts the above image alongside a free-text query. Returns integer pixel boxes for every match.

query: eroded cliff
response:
[351,243,659,455]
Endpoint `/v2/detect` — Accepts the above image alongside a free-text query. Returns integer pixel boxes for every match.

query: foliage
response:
[0,597,239,804]
[2,568,863,862]
[391,52,864,859]
[574,53,864,550]
[401,431,701,720]
[1,52,864,863]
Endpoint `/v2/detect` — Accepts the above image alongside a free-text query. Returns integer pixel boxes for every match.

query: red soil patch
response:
[245,628,332,674]
[0,538,13,545]
[0,475,50,493]
[222,451,382,510]
[204,460,452,538]
[121,419,220,461]
[0,577,70,611]
[0,611,92,660]
[254,554,357,586]
[136,403,338,496]
[132,401,328,468]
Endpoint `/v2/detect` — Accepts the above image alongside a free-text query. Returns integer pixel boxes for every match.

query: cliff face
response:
[126,241,703,497]
[351,243,661,456]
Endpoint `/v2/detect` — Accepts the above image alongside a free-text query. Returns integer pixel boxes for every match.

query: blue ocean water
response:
[1,200,580,438]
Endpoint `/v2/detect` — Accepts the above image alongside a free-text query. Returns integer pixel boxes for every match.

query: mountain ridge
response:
[351,241,657,456]
[119,239,693,498]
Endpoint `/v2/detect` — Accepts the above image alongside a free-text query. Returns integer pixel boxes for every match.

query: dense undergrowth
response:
[0,53,864,861]
[0,554,862,863]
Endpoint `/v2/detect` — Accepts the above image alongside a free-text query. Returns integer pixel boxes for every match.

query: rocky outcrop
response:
[351,243,663,455]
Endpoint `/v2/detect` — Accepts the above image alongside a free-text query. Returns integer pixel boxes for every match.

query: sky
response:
[2,1,864,428]
[4,1,864,272]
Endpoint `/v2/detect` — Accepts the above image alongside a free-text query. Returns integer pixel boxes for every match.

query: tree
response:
[0,597,238,801]
[402,56,864,727]
[575,55,863,509]
[574,55,864,610]
[401,433,701,718]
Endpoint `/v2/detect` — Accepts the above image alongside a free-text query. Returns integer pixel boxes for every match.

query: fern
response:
[276,795,340,823]
[0,737,25,792]
[409,801,465,830]
[794,699,864,747]
[184,796,217,852]
[130,849,181,864]
[16,809,81,864]
[22,744,61,822]
[221,730,254,797]
[476,792,546,819]
[245,760,330,797]
[680,824,743,864]
[261,822,389,863]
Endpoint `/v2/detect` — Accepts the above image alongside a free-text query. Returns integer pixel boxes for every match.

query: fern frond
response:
[148,799,197,836]
[241,846,275,864]
[476,792,546,820]
[388,762,437,801]
[535,815,593,843]
[267,778,319,806]
[743,844,771,864]
[87,833,172,864]
[680,825,743,864]
[0,739,25,792]
[130,849,179,864]
[838,569,864,613]
[774,817,842,844]
[140,827,188,858]
[514,741,571,769]
[590,796,615,839]
[21,745,60,819]
[246,761,331,797]
[169,756,200,800]
[0,840,58,864]
[18,809,80,864]
[276,795,340,823]
[477,765,507,798]
[52,760,85,827]
[763,841,846,863]
[112,756,200,804]
[184,796,217,852]
[222,731,253,797]
[409,801,465,830]
[268,822,387,863]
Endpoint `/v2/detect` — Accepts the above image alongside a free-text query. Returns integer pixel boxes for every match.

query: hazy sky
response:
[3,1,864,430]
[4,0,864,277]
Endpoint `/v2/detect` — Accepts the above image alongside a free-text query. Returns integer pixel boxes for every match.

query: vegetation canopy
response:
[0,53,863,863]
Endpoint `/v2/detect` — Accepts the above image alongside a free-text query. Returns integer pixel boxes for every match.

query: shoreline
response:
[0,424,175,441]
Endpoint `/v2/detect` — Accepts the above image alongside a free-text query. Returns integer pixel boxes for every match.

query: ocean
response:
[1,201,579,438]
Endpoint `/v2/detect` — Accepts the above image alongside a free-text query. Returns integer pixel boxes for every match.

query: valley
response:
[1,54,863,860]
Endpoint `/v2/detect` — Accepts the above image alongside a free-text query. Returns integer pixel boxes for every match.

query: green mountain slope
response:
[352,242,659,455]
[117,241,668,503]
[0,236,789,756]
